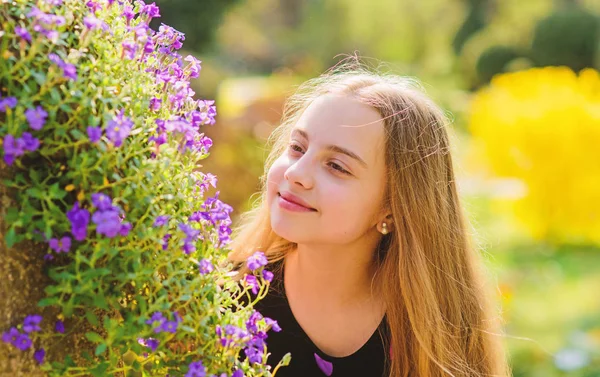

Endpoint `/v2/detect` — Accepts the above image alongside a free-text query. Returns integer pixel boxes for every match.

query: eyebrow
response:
[292,128,368,168]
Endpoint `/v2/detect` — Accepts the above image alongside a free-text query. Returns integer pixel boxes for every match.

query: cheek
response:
[266,157,287,203]
[321,182,380,232]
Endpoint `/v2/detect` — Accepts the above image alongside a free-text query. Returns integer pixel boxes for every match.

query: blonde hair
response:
[228,59,509,377]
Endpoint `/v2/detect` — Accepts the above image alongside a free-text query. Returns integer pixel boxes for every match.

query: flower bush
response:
[0,0,287,375]
[468,66,600,246]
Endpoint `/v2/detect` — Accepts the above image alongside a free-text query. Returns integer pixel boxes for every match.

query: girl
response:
[228,61,509,377]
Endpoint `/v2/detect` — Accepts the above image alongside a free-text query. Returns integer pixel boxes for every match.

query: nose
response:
[284,154,315,189]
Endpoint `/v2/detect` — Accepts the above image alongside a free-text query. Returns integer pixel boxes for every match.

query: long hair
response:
[228,59,509,377]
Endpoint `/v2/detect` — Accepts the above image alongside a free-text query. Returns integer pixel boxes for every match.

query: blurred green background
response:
[154,0,600,375]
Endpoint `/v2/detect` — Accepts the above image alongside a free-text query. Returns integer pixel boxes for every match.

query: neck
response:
[284,238,381,309]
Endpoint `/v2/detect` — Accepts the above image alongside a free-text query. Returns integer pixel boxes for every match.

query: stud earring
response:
[381,222,388,235]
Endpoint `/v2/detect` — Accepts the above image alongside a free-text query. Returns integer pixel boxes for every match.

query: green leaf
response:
[280,352,292,366]
[90,362,109,377]
[63,298,74,317]
[86,310,99,326]
[135,294,147,313]
[81,351,93,362]
[64,355,75,367]
[179,294,191,301]
[95,343,107,356]
[49,88,62,104]
[70,129,86,141]
[180,325,195,333]
[26,187,44,199]
[29,169,41,183]
[93,294,109,310]
[5,207,19,223]
[38,297,59,307]
[85,332,104,344]
[30,70,46,86]
[5,227,18,248]
[59,103,73,113]
[49,182,67,199]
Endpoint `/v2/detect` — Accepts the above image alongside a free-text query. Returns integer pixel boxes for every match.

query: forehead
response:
[294,94,386,166]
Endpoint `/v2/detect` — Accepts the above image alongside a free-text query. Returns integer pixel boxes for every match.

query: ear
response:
[378,211,394,226]
[375,211,394,234]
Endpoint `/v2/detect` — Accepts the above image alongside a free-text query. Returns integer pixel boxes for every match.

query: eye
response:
[327,162,351,175]
[288,142,303,154]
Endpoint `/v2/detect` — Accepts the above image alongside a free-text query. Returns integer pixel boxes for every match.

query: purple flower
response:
[184,55,202,79]
[43,29,59,42]
[119,222,132,236]
[245,275,259,295]
[178,223,200,240]
[49,236,71,253]
[106,110,133,147]
[265,317,281,332]
[143,39,154,54]
[34,348,46,364]
[122,5,135,22]
[25,106,48,130]
[149,97,162,111]
[198,259,213,274]
[182,242,196,255]
[48,53,77,81]
[153,215,169,227]
[160,321,178,333]
[92,209,122,238]
[122,40,136,60]
[48,53,62,65]
[262,270,274,282]
[86,0,102,13]
[174,311,183,323]
[146,312,164,323]
[15,334,32,350]
[55,320,65,333]
[87,126,102,143]
[245,311,262,334]
[20,132,40,152]
[156,23,185,51]
[247,251,268,271]
[15,26,32,42]
[91,193,113,211]
[2,327,20,345]
[231,370,244,377]
[23,315,43,333]
[185,361,206,377]
[142,3,161,18]
[2,134,24,165]
[0,96,17,112]
[83,14,103,29]
[195,100,217,126]
[62,62,77,81]
[67,202,90,241]
[139,337,159,352]
[161,233,171,250]
[244,344,263,364]
[199,135,213,153]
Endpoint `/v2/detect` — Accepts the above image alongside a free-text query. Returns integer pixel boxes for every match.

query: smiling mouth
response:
[277,193,317,211]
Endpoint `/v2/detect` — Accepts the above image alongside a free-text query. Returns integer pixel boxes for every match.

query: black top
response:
[254,260,390,377]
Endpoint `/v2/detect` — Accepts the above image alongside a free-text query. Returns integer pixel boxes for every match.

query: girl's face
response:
[267,94,388,245]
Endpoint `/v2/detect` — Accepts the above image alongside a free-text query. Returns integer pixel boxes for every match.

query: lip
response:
[278,191,316,212]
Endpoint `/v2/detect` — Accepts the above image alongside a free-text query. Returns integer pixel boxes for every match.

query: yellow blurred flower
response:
[469,66,600,245]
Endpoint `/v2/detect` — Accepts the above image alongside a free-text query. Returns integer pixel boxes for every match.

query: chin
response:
[270,214,300,243]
